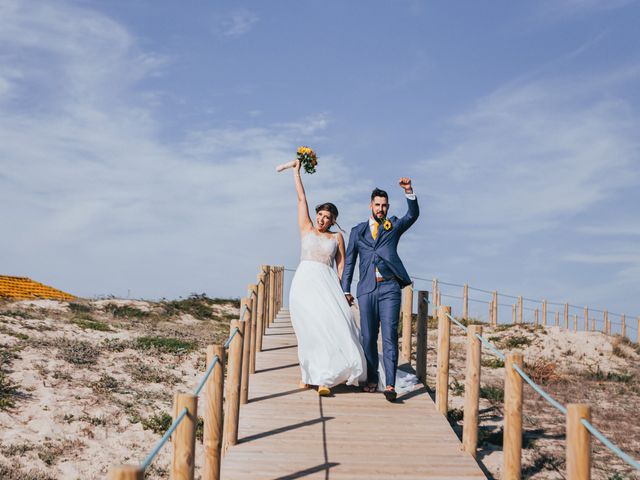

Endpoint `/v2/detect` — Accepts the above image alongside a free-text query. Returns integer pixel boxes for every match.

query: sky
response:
[1,0,639,326]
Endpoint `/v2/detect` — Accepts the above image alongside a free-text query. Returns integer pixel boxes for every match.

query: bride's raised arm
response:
[293,159,313,233]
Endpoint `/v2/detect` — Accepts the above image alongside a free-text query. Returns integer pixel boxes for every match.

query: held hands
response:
[344,293,354,306]
[399,177,413,194]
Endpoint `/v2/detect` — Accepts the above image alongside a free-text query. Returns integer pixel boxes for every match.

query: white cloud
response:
[0,0,364,298]
[213,9,259,38]
[417,75,640,241]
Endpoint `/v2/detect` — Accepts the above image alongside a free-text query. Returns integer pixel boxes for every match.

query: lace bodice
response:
[300,231,338,266]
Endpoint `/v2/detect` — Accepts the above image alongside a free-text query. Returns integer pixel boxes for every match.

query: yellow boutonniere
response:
[383,219,392,231]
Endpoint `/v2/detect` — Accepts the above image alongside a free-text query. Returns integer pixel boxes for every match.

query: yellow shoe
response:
[318,385,331,396]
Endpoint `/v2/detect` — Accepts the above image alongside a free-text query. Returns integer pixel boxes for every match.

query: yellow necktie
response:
[372,221,379,240]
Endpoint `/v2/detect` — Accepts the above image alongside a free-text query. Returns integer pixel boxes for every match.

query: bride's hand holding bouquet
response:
[276,146,318,174]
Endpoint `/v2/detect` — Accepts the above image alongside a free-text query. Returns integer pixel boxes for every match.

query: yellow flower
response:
[383,219,392,231]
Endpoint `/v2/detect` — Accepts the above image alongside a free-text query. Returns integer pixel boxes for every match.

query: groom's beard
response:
[371,209,385,221]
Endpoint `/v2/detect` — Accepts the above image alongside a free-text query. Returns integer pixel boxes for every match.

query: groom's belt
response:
[376,276,393,283]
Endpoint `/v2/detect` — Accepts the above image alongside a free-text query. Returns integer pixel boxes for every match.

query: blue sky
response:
[1,0,639,326]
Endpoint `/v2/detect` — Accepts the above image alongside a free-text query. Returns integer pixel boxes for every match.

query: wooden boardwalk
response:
[221,311,487,479]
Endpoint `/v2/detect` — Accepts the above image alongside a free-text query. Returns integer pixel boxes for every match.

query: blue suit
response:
[341,196,419,386]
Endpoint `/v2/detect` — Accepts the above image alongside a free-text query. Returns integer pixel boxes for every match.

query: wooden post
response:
[416,291,428,384]
[492,291,498,326]
[591,317,595,332]
[171,393,198,480]
[489,300,494,326]
[542,300,547,327]
[584,307,589,331]
[268,267,276,326]
[248,284,258,374]
[463,324,482,458]
[603,310,608,335]
[517,296,523,324]
[401,284,414,363]
[463,283,469,320]
[109,466,144,480]
[503,352,524,480]
[203,345,224,480]
[256,269,267,349]
[512,304,516,324]
[621,314,626,338]
[240,297,252,405]
[432,278,438,308]
[223,320,244,452]
[534,308,539,327]
[637,317,640,343]
[436,305,451,416]
[555,311,559,327]
[573,314,578,332]
[564,303,569,330]
[566,404,591,480]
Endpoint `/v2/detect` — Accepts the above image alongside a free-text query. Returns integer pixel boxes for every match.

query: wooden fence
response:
[108,264,285,480]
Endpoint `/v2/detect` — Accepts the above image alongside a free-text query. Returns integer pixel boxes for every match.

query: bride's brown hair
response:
[315,203,345,233]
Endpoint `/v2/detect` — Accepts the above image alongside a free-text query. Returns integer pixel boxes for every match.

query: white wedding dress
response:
[289,231,366,387]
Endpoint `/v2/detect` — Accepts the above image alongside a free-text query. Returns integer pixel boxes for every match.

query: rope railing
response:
[109,264,286,480]
[438,307,640,474]
[418,274,640,343]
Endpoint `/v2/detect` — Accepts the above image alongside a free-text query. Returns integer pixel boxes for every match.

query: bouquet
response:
[276,146,318,174]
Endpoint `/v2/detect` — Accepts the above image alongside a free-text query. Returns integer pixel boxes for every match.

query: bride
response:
[288,159,366,396]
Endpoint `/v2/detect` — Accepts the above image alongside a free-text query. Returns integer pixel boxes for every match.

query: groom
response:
[341,178,419,402]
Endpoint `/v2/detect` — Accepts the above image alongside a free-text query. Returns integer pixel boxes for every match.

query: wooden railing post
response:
[223,320,244,453]
[240,297,252,405]
[591,317,595,332]
[573,314,578,333]
[555,311,559,327]
[492,291,498,326]
[543,300,547,327]
[503,352,524,480]
[432,278,438,309]
[637,317,640,343]
[416,291,428,384]
[463,324,482,457]
[621,314,626,338]
[279,266,285,310]
[109,466,144,480]
[268,267,276,326]
[584,307,589,331]
[463,283,469,320]
[564,303,569,330]
[171,393,198,480]
[534,308,539,327]
[603,310,608,335]
[401,284,414,362]
[512,304,516,324]
[517,296,523,324]
[203,345,224,480]
[257,268,267,346]
[248,284,258,374]
[566,404,591,480]
[436,305,451,416]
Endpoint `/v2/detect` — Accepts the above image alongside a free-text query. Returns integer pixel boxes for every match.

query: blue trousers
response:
[358,280,401,386]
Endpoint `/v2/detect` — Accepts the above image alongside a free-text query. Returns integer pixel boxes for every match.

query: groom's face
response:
[370,196,389,220]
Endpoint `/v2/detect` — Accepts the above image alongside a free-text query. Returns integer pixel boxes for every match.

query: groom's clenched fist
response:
[399,177,413,194]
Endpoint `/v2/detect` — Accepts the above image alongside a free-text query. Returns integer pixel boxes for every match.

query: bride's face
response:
[315,210,333,232]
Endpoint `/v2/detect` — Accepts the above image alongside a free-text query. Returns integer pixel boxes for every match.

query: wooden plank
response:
[222,312,486,479]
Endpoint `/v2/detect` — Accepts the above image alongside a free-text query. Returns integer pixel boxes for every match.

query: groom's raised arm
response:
[341,226,359,295]
[396,177,419,234]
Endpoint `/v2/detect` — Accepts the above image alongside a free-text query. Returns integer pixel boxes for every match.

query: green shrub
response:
[68,303,92,314]
[481,358,505,369]
[57,339,100,365]
[73,317,112,331]
[104,304,149,319]
[480,385,504,403]
[135,336,196,354]
[0,372,20,410]
[504,335,531,349]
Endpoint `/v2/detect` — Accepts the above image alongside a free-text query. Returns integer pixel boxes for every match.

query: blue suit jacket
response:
[341,197,419,297]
